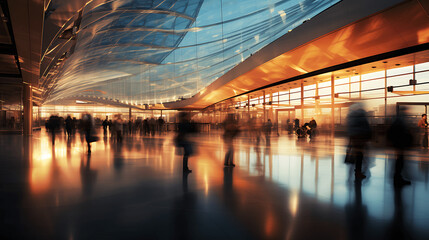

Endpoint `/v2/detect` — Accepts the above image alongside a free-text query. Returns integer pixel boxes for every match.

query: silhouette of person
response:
[264,119,272,146]
[387,107,412,186]
[223,113,239,167]
[149,117,156,136]
[308,118,317,139]
[47,115,60,145]
[160,117,166,134]
[102,116,109,136]
[294,118,300,130]
[418,113,428,148]
[65,115,73,138]
[175,112,195,173]
[82,113,96,154]
[346,103,372,180]
[114,115,123,143]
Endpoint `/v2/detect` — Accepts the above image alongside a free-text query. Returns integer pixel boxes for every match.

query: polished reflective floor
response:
[1,129,429,240]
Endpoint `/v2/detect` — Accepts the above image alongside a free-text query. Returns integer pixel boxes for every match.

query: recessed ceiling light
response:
[355,73,359,75]
[372,66,376,68]
[383,61,388,64]
[395,63,401,66]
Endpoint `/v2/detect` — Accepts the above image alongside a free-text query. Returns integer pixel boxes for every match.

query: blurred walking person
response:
[65,115,73,138]
[149,117,156,136]
[175,112,195,173]
[82,113,98,154]
[346,103,372,180]
[418,113,428,149]
[143,118,149,136]
[102,116,109,136]
[47,115,60,145]
[387,107,413,186]
[114,115,123,143]
[264,119,272,146]
[308,118,318,139]
[223,113,240,167]
[158,116,165,135]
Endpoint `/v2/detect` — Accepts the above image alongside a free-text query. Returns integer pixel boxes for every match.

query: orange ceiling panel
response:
[166,0,429,109]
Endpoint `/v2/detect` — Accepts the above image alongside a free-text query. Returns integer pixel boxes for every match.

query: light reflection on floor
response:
[1,129,429,239]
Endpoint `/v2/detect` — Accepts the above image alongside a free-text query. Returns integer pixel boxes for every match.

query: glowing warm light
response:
[289,191,299,217]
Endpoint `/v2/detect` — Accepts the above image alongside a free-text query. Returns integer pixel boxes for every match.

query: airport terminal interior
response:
[2,0,429,239]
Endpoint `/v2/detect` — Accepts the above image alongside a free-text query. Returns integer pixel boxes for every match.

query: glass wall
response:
[206,57,429,132]
[44,0,340,105]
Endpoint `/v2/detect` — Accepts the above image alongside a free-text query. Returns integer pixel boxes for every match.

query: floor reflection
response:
[0,129,429,239]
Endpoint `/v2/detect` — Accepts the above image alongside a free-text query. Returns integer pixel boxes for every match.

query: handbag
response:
[344,143,355,164]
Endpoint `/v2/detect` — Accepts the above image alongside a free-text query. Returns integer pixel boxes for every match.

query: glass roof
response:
[46,0,340,105]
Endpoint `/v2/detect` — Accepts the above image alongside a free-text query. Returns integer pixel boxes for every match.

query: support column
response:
[269,92,273,121]
[247,95,250,117]
[275,109,279,136]
[359,74,362,99]
[413,64,416,92]
[331,73,335,135]
[349,76,351,99]
[38,105,41,127]
[315,82,319,117]
[263,90,266,122]
[23,83,32,136]
[301,80,304,122]
[384,68,387,123]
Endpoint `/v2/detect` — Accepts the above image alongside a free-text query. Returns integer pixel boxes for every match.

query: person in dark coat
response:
[47,115,61,145]
[102,116,109,136]
[223,114,240,167]
[65,115,73,138]
[158,117,165,135]
[346,103,372,180]
[387,107,413,186]
[417,113,428,148]
[175,112,195,173]
[82,113,96,154]
[308,118,317,139]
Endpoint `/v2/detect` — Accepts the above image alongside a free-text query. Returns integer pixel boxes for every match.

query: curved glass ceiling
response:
[46,0,340,105]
